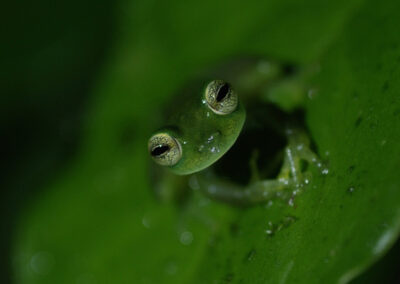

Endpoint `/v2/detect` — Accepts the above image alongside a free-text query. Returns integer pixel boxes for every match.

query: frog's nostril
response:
[151,145,170,156]
[217,83,230,102]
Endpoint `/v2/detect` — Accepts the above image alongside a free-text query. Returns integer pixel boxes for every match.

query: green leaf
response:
[12,0,400,283]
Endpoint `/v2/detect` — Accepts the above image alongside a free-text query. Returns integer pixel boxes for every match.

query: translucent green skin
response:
[156,84,246,175]
[150,59,321,205]
[154,58,294,176]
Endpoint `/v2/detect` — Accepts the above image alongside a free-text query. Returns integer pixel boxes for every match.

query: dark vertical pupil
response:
[151,145,170,156]
[216,83,230,102]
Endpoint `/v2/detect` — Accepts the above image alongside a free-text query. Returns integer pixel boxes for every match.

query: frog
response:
[147,58,322,206]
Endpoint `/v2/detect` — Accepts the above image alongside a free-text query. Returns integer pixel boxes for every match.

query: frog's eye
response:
[204,80,238,115]
[148,133,182,166]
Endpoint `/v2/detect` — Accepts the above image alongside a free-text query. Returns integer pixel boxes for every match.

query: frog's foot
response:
[276,128,323,186]
[285,127,325,176]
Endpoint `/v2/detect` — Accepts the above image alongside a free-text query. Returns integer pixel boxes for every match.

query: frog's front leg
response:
[195,128,321,205]
[194,172,292,205]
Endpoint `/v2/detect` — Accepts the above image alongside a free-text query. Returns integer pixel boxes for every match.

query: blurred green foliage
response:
[1,0,115,282]
[4,0,400,283]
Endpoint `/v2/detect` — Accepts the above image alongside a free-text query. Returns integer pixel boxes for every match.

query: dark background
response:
[2,0,115,282]
[2,0,400,283]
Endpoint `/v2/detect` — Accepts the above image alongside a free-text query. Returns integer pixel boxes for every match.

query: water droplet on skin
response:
[179,231,193,245]
[208,132,219,143]
[30,252,54,275]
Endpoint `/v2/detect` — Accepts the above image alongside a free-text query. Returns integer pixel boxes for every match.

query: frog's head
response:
[148,80,246,175]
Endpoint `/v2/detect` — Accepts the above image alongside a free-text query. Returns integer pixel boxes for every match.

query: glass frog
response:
[148,58,322,206]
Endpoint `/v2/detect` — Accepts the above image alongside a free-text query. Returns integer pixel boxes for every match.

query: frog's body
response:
[148,58,320,205]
